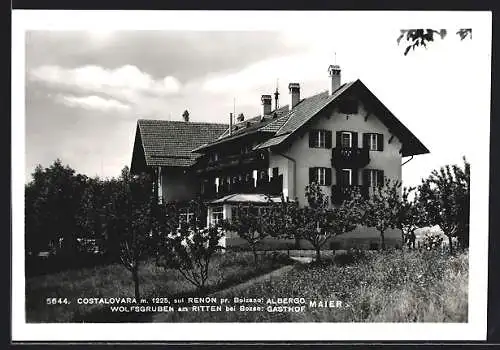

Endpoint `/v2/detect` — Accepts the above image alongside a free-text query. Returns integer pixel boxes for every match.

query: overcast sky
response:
[23,11,492,188]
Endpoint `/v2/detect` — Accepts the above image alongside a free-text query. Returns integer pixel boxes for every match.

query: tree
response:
[221,197,285,264]
[156,199,225,292]
[25,159,88,256]
[418,157,470,255]
[290,183,363,262]
[105,167,156,300]
[395,186,429,250]
[78,175,126,261]
[361,178,403,250]
[397,28,472,55]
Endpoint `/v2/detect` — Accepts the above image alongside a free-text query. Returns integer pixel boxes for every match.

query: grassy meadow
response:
[26,246,468,323]
[25,251,293,322]
[155,249,468,323]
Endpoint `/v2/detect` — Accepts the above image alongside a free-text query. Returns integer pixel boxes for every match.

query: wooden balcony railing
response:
[331,147,370,169]
[195,151,269,174]
[199,175,283,200]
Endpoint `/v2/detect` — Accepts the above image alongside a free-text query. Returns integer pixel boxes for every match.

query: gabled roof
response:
[255,79,429,157]
[130,119,227,173]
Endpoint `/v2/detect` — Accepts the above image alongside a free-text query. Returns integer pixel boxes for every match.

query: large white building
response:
[131,64,429,249]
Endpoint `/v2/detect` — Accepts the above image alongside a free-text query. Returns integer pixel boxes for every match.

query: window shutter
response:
[352,132,358,149]
[378,133,384,151]
[352,168,359,185]
[336,169,342,186]
[309,167,317,184]
[325,168,332,186]
[363,169,370,187]
[377,170,385,187]
[309,130,316,148]
[336,131,342,148]
[325,130,332,148]
[363,133,370,149]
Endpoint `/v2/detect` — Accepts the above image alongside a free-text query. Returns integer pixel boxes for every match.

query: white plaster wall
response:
[275,99,403,206]
[268,154,295,200]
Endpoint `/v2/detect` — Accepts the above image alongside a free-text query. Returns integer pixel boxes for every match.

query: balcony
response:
[331,185,368,205]
[195,151,269,174]
[200,175,283,200]
[331,147,370,169]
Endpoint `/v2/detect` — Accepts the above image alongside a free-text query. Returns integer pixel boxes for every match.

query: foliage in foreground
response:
[418,157,470,254]
[156,200,225,291]
[25,251,292,323]
[165,249,468,323]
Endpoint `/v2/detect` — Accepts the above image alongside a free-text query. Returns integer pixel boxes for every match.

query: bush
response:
[333,249,369,266]
[423,233,444,251]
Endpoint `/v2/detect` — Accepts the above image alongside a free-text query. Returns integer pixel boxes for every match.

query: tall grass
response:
[163,249,468,322]
[26,251,292,322]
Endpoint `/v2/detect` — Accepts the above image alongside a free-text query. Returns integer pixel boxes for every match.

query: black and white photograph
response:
[12,10,491,341]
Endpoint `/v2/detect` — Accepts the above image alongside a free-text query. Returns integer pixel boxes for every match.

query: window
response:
[369,134,378,151]
[364,169,384,187]
[341,132,352,148]
[211,206,224,226]
[369,169,378,187]
[363,133,384,151]
[340,169,352,186]
[316,130,326,148]
[179,208,195,225]
[210,152,219,162]
[234,205,268,218]
[157,168,163,204]
[309,130,332,148]
[318,168,326,185]
[309,167,332,186]
[272,167,279,179]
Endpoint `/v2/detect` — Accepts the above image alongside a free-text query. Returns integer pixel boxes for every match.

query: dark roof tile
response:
[135,120,227,168]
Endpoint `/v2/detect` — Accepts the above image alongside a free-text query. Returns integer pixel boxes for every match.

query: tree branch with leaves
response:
[290,183,363,262]
[418,157,470,255]
[361,178,403,250]
[156,200,225,292]
[397,28,472,55]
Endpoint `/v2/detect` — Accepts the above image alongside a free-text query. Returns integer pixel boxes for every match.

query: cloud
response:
[28,64,181,101]
[55,94,131,112]
[202,53,326,94]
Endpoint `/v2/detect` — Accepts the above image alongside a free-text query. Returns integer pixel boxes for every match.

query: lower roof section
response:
[208,193,283,205]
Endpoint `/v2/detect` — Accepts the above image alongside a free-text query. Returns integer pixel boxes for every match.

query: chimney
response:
[261,95,272,115]
[288,83,300,109]
[229,112,233,135]
[328,64,341,95]
[182,109,190,122]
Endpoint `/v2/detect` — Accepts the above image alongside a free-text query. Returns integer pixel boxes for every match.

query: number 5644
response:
[46,298,69,305]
